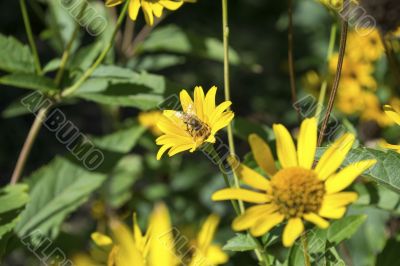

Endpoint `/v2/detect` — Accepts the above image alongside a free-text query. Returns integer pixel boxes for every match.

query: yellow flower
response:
[212,118,376,247]
[189,215,229,266]
[379,104,400,151]
[330,53,377,90]
[317,0,358,11]
[360,92,393,127]
[138,110,163,136]
[336,79,364,114]
[105,0,186,26]
[346,29,384,62]
[156,86,234,160]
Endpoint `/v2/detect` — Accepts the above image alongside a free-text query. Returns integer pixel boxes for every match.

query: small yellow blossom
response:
[212,118,376,247]
[336,80,364,114]
[138,110,163,136]
[189,215,229,266]
[156,86,234,160]
[105,0,187,26]
[346,29,384,62]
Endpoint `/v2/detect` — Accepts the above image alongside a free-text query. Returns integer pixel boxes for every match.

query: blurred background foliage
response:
[0,0,400,265]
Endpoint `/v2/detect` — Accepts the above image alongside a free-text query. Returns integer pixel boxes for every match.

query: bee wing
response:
[174,111,185,119]
[186,102,197,115]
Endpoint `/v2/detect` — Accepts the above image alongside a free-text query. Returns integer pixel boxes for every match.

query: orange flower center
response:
[270,167,325,218]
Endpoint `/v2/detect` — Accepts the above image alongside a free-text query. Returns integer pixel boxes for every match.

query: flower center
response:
[270,167,325,218]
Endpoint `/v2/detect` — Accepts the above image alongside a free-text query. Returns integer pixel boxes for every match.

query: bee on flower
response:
[156,86,234,160]
[212,118,376,247]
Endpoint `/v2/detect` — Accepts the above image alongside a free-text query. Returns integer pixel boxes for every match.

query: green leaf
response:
[15,157,106,239]
[317,147,400,194]
[327,215,367,245]
[0,73,58,93]
[223,234,258,252]
[74,66,178,110]
[42,58,61,73]
[0,34,35,73]
[102,155,143,208]
[128,54,185,71]
[140,25,240,64]
[0,184,29,239]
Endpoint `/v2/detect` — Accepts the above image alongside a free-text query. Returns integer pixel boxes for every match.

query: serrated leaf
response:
[0,73,58,92]
[223,234,257,252]
[0,184,29,239]
[327,215,366,245]
[317,147,400,194]
[15,157,106,239]
[0,34,35,73]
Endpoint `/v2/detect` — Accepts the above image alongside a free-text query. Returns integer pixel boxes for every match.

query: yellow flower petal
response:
[193,86,205,120]
[128,0,141,20]
[282,218,304,247]
[212,188,271,203]
[318,206,346,219]
[297,118,317,169]
[232,204,277,231]
[205,245,229,265]
[211,112,234,133]
[180,89,194,113]
[315,133,355,180]
[105,0,123,7]
[325,159,376,194]
[156,145,171,160]
[204,86,217,117]
[379,139,400,151]
[303,213,329,229]
[159,0,184,10]
[150,2,163,17]
[91,232,113,246]
[168,143,194,157]
[248,134,277,176]
[197,214,220,250]
[141,1,154,26]
[228,156,271,191]
[273,124,298,168]
[110,220,144,266]
[384,105,400,125]
[209,101,232,125]
[322,192,358,209]
[250,212,284,237]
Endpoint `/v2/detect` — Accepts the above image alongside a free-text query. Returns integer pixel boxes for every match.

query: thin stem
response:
[301,234,311,266]
[315,22,337,121]
[221,0,245,213]
[54,3,87,87]
[122,18,135,54]
[20,0,42,75]
[288,0,300,121]
[10,104,53,184]
[318,9,348,146]
[61,0,130,97]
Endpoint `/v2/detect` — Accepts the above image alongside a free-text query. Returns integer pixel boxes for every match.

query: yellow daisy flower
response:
[189,215,229,266]
[212,118,376,247]
[105,0,186,26]
[360,92,393,127]
[138,110,163,136]
[346,29,384,62]
[336,79,364,115]
[156,86,234,160]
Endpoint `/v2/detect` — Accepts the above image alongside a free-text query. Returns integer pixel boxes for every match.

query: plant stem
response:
[54,3,87,87]
[318,6,348,146]
[301,234,311,266]
[221,0,245,213]
[315,22,337,121]
[10,104,52,185]
[288,0,300,121]
[20,0,42,75]
[61,0,130,98]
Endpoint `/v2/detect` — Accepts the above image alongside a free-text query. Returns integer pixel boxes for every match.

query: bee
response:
[175,104,211,139]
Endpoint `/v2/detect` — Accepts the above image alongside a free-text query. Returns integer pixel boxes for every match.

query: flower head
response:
[139,110,163,136]
[189,215,228,266]
[156,86,234,160]
[106,0,188,26]
[212,118,376,247]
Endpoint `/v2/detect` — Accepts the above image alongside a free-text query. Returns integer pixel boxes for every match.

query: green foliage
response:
[0,34,35,73]
[223,233,258,252]
[0,73,58,93]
